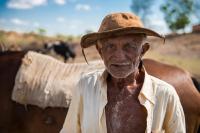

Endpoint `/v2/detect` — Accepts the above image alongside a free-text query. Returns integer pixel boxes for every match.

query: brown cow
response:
[144,59,200,133]
[0,51,67,133]
[0,51,199,133]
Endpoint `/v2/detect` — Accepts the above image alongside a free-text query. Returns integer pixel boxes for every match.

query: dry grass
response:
[145,51,200,79]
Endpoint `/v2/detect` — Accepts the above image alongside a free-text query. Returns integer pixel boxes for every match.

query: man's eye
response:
[105,43,114,50]
[124,43,137,49]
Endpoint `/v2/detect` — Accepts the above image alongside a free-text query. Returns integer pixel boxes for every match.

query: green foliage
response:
[37,28,46,36]
[36,28,47,41]
[130,0,155,25]
[161,0,193,32]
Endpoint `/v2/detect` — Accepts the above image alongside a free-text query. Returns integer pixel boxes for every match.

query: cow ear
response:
[141,42,150,56]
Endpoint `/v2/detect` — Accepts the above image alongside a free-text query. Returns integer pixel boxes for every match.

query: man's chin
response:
[108,71,132,79]
[105,65,136,79]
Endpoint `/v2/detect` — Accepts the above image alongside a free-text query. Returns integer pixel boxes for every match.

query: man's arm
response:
[60,80,82,133]
[163,87,186,133]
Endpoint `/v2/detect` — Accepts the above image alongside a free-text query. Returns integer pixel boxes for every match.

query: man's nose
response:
[113,48,126,59]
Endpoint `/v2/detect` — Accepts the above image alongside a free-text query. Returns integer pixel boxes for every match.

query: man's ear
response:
[141,42,150,56]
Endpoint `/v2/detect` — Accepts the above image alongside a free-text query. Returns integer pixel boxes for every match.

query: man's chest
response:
[105,86,147,133]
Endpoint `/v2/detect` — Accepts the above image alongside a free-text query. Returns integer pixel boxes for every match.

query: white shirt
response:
[60,68,186,133]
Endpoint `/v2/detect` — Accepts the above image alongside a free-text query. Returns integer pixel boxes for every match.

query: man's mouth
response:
[110,63,131,68]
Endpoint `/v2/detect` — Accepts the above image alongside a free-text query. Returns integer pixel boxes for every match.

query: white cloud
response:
[75,4,91,11]
[57,17,65,23]
[33,22,40,27]
[11,18,29,26]
[54,0,66,5]
[7,0,47,9]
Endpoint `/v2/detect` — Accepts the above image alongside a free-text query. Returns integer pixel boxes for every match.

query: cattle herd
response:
[0,42,200,133]
[43,41,76,62]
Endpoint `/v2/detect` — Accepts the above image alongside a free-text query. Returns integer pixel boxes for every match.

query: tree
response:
[37,28,46,36]
[130,0,155,26]
[36,28,47,42]
[161,0,193,32]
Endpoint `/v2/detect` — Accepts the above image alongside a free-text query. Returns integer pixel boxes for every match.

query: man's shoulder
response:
[80,69,104,80]
[150,75,173,88]
[149,75,178,98]
[78,69,104,87]
[76,69,105,96]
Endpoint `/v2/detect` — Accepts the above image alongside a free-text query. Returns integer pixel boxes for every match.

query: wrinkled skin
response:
[97,34,149,79]
[97,34,151,133]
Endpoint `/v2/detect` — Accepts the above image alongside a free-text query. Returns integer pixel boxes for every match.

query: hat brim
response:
[81,27,164,48]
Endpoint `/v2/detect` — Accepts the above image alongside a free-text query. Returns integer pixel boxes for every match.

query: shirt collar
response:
[140,66,155,105]
[99,66,155,105]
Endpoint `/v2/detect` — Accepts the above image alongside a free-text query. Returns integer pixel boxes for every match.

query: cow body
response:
[0,51,68,133]
[0,51,199,133]
[144,59,200,133]
[44,41,76,62]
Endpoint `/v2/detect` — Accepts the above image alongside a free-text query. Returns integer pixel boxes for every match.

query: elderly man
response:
[60,12,185,133]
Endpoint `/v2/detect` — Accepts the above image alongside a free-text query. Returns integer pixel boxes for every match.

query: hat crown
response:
[80,12,164,49]
[98,13,144,32]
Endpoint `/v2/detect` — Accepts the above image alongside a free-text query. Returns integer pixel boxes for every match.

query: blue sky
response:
[0,0,198,36]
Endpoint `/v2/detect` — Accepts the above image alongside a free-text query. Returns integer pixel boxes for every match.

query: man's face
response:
[97,34,147,79]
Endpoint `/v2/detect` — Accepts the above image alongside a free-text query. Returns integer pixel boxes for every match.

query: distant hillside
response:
[0,30,199,80]
[0,30,80,51]
[149,32,200,58]
[0,30,54,50]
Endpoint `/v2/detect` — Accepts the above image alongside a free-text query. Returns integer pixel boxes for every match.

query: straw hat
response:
[81,12,164,48]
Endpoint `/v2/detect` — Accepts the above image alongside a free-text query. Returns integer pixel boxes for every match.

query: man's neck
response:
[108,69,144,93]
